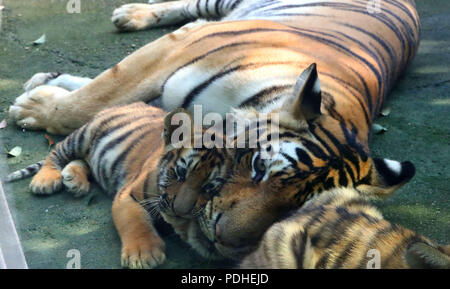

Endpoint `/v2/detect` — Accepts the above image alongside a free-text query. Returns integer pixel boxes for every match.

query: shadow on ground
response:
[0,0,448,269]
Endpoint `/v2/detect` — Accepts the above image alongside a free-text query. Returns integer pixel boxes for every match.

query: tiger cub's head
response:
[156,64,416,260]
[156,109,232,259]
[240,187,450,269]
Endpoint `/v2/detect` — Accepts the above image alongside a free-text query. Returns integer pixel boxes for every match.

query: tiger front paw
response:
[30,167,63,195]
[121,235,166,269]
[9,85,72,134]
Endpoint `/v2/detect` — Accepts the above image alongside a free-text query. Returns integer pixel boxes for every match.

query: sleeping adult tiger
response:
[7,0,420,265]
[239,187,450,269]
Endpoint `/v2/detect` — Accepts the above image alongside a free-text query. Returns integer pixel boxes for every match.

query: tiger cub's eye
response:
[252,156,266,183]
[176,166,187,182]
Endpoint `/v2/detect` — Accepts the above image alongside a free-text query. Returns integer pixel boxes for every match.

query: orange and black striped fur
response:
[7,103,168,268]
[240,187,450,269]
[5,104,237,268]
[7,0,422,265]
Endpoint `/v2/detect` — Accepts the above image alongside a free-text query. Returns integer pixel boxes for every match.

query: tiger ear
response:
[404,242,450,269]
[162,107,193,148]
[282,63,322,122]
[356,158,415,197]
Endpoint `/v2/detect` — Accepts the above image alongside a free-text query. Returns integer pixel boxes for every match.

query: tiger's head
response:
[155,109,232,259]
[156,64,416,260]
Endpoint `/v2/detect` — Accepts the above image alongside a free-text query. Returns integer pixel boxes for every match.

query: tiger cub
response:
[5,102,170,269]
[240,187,450,269]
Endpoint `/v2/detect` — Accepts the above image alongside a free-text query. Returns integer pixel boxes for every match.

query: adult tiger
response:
[8,0,420,265]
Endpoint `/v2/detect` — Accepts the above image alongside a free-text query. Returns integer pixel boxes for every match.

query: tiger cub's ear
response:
[282,63,322,122]
[163,107,193,149]
[405,242,450,269]
[356,158,415,197]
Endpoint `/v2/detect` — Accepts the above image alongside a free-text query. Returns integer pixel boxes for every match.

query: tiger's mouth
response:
[197,212,254,260]
[158,196,254,260]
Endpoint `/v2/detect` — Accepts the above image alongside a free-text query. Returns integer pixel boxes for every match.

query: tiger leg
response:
[9,20,211,134]
[147,0,170,4]
[30,161,64,195]
[112,0,237,31]
[61,160,91,198]
[30,126,88,194]
[112,188,166,269]
[23,72,92,92]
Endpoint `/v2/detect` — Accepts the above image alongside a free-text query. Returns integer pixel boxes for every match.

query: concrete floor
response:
[0,0,448,269]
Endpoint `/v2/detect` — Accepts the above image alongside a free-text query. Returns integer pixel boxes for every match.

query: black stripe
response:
[230,0,243,10]
[162,41,256,95]
[357,223,396,268]
[293,230,308,269]
[98,123,154,189]
[214,0,223,16]
[381,235,415,268]
[295,148,313,169]
[107,127,159,190]
[181,61,297,108]
[300,138,328,161]
[239,84,292,108]
[315,207,361,268]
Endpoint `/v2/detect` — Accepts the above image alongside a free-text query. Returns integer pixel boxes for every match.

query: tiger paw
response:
[30,167,63,195]
[9,85,72,134]
[121,236,166,269]
[111,4,155,31]
[62,160,90,198]
[23,72,61,92]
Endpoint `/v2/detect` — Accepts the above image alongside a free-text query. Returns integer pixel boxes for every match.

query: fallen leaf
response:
[33,34,46,45]
[45,134,55,148]
[6,146,22,158]
[380,106,391,117]
[0,119,6,129]
[372,123,388,134]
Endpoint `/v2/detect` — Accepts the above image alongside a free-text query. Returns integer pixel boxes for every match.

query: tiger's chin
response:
[161,212,253,261]
[190,221,254,261]
[160,212,224,260]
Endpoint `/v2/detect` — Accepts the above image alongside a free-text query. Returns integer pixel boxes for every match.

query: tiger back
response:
[240,187,450,269]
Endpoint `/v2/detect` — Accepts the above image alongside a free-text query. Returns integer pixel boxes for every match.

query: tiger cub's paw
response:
[121,235,166,269]
[61,161,90,198]
[23,72,60,92]
[30,167,63,195]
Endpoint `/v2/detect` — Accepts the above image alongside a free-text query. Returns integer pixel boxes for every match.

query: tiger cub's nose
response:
[173,187,199,216]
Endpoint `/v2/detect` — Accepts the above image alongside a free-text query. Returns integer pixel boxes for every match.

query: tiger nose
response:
[173,187,199,216]
[214,215,235,247]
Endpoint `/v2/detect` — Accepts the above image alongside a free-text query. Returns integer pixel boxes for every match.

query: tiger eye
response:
[176,166,187,181]
[255,158,266,172]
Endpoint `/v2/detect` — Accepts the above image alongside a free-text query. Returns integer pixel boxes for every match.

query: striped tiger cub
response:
[5,103,170,269]
[240,187,450,269]
[4,102,238,268]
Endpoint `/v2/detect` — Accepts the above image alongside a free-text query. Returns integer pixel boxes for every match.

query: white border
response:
[0,181,28,269]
